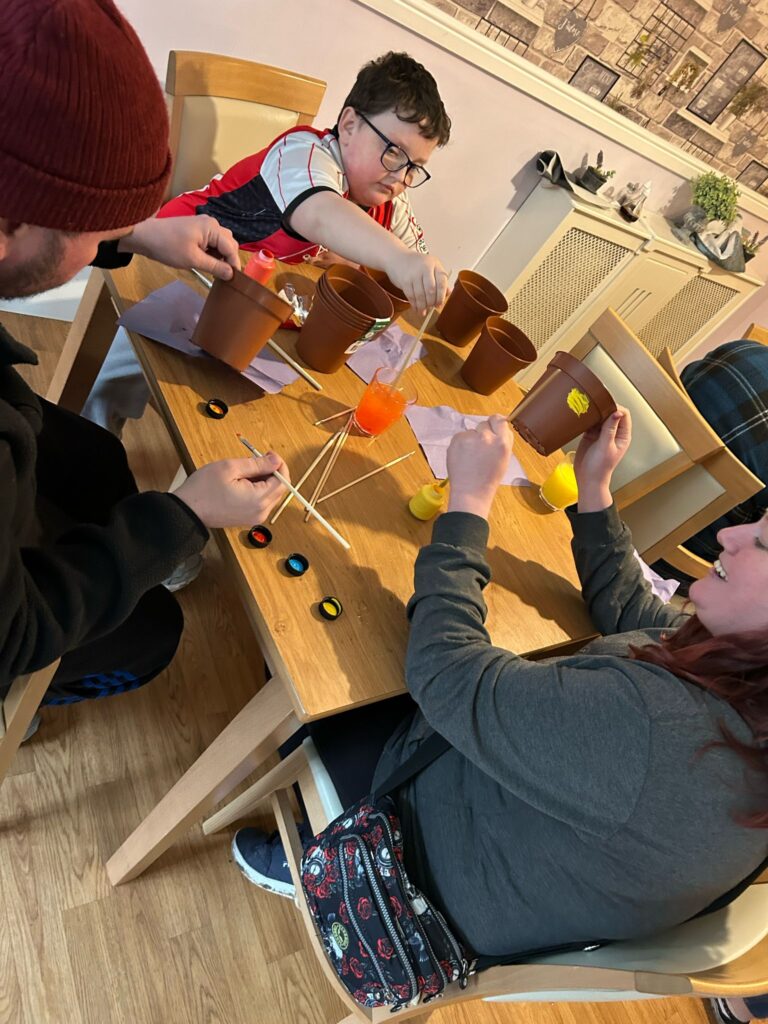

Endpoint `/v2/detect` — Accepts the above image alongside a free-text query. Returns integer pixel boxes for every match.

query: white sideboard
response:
[475,180,764,388]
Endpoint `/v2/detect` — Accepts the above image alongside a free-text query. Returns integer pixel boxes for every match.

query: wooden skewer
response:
[391,308,433,387]
[265,339,322,391]
[269,432,338,524]
[189,268,322,391]
[314,406,355,426]
[317,450,417,504]
[236,433,350,550]
[304,414,353,520]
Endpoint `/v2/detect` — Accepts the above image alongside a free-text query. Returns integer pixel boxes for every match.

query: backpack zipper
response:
[372,811,469,986]
[371,811,452,991]
[336,840,397,1005]
[340,832,419,1005]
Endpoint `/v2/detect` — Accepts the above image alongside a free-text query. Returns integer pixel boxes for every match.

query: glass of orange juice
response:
[353,366,417,437]
[539,451,579,510]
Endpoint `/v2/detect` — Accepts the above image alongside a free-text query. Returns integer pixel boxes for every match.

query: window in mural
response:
[737,160,768,194]
[687,38,766,125]
[569,55,619,101]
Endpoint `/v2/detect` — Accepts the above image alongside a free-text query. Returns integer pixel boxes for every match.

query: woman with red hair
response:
[234,406,767,965]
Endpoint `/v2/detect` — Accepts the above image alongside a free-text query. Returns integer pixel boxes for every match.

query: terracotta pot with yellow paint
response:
[508,351,616,455]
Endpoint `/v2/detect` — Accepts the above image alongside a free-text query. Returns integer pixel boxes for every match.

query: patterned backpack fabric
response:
[300,733,469,1012]
[301,792,468,1011]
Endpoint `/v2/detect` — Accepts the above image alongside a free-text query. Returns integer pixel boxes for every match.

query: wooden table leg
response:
[106,675,299,885]
[46,268,118,413]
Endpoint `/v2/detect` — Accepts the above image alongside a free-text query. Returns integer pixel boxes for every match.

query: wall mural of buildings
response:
[425,0,768,196]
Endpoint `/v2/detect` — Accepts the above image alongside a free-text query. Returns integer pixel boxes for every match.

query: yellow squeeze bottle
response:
[409,480,448,521]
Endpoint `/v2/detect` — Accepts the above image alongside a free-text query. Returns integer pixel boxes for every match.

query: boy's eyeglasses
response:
[355,110,431,189]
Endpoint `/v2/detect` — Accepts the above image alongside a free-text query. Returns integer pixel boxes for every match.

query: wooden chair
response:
[165,50,326,200]
[744,322,768,346]
[636,346,764,575]
[567,309,725,510]
[204,739,768,1021]
[0,660,60,786]
[48,51,327,415]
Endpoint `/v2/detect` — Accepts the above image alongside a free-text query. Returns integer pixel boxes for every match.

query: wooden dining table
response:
[53,258,595,884]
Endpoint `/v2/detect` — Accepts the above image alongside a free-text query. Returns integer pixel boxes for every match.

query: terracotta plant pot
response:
[297,267,394,373]
[321,265,394,324]
[509,350,617,455]
[192,269,292,371]
[460,317,536,396]
[435,270,507,347]
[362,267,411,319]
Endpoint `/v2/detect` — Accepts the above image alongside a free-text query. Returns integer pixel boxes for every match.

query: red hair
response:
[630,615,768,828]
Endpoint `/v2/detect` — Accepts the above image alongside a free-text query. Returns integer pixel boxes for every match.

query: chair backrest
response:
[568,309,724,509]
[627,346,765,565]
[165,50,327,200]
[622,444,763,563]
[744,322,768,346]
[0,660,60,785]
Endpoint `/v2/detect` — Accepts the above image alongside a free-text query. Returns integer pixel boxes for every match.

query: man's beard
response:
[0,229,68,299]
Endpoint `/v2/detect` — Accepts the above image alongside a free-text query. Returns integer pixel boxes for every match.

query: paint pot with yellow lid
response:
[408,480,448,521]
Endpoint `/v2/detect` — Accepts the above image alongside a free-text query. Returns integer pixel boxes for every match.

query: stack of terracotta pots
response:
[297,265,394,373]
[361,267,410,321]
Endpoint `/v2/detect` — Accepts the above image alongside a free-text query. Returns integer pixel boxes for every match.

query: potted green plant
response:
[741,229,766,263]
[578,151,616,193]
[690,171,740,227]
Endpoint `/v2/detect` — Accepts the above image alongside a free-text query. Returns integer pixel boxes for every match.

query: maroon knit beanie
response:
[0,0,171,232]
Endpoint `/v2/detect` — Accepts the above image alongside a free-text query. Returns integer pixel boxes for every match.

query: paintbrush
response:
[236,433,350,550]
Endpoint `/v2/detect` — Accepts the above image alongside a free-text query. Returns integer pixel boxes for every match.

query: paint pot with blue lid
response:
[285,553,310,577]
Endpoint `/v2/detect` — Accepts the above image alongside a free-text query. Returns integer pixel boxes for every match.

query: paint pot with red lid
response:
[243,249,276,286]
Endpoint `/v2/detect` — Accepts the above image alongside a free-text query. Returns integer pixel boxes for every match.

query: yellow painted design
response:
[566,388,590,416]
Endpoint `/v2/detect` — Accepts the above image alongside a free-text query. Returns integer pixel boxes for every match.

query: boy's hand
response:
[446,415,514,521]
[118,215,240,281]
[385,251,450,313]
[173,454,290,528]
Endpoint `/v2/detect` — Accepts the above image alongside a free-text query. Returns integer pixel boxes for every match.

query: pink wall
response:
[119,0,767,355]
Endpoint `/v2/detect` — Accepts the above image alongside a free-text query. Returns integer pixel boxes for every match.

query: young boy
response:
[82,53,452,435]
[160,51,451,312]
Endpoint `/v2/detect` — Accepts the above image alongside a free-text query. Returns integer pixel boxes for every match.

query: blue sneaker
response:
[231,825,312,899]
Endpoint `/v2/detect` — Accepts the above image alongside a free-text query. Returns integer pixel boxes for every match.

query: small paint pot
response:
[247,525,273,548]
[205,398,229,419]
[318,596,343,620]
[285,553,310,577]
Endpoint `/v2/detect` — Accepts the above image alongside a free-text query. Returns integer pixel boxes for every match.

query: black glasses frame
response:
[355,110,432,189]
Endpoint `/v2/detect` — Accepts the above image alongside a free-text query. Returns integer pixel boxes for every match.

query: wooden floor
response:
[0,308,711,1024]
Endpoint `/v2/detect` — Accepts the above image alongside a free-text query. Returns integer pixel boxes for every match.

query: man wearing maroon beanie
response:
[0,0,290,714]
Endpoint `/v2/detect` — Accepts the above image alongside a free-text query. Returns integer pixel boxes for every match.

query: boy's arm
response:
[289,191,447,311]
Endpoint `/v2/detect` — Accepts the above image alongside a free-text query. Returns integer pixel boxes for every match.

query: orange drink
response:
[354,367,417,437]
[539,452,579,510]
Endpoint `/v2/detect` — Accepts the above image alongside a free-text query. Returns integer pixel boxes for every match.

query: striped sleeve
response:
[389,192,428,252]
[260,130,346,217]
